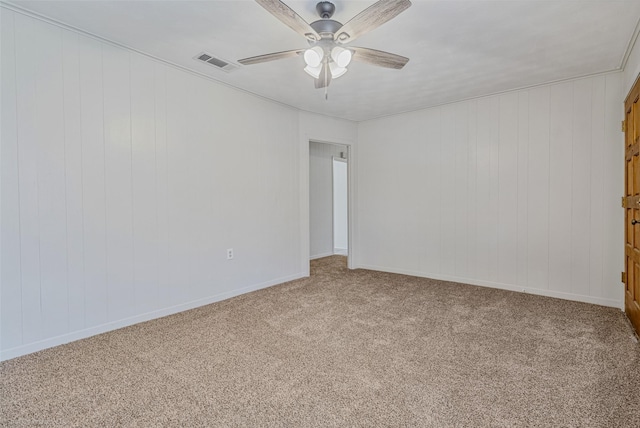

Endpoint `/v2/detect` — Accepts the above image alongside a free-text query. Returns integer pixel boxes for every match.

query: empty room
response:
[2,0,640,426]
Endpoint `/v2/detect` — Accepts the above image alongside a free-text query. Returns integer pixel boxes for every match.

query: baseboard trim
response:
[310,252,334,260]
[333,248,348,256]
[0,272,304,362]
[356,264,622,309]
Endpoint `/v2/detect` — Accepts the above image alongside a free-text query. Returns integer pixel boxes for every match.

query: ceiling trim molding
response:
[621,15,640,71]
[0,1,357,124]
[359,68,624,123]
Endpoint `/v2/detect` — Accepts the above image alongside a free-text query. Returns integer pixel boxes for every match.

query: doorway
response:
[309,141,349,262]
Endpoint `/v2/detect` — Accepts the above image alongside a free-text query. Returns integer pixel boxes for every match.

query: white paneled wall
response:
[0,10,358,360]
[357,74,624,307]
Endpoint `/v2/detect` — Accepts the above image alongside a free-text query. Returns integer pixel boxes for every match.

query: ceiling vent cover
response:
[194,52,239,72]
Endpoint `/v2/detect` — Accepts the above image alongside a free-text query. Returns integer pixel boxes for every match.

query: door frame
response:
[301,137,356,275]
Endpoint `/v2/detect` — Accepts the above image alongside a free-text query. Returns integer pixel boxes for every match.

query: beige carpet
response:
[1,256,639,427]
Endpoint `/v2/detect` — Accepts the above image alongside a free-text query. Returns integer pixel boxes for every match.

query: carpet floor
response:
[1,256,639,427]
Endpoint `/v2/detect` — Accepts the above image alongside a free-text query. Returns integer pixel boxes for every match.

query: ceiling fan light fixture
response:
[304,46,324,68]
[241,0,412,90]
[304,64,322,79]
[329,62,348,79]
[331,46,352,67]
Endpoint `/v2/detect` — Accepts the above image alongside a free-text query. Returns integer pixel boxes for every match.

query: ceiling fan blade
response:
[314,62,332,89]
[238,49,304,65]
[334,0,411,44]
[351,47,409,69]
[256,0,320,41]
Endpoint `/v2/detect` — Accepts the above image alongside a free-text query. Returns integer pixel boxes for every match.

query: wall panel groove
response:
[1,11,24,349]
[15,13,44,345]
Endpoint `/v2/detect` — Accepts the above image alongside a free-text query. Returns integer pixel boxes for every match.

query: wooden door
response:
[624,77,640,336]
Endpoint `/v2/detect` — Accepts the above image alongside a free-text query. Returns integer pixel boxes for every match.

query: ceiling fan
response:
[238,0,412,91]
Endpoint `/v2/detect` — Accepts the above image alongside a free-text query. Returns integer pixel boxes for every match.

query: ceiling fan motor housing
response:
[310,19,342,39]
[316,1,335,19]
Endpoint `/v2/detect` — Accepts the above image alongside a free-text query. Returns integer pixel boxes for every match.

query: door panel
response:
[624,78,640,336]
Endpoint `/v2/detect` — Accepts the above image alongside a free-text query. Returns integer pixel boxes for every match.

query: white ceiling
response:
[7,0,640,121]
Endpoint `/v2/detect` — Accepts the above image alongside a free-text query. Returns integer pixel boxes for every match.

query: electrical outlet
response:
[227,248,234,260]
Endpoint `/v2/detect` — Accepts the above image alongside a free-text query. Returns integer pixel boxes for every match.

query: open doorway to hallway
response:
[309,141,349,263]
